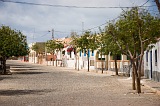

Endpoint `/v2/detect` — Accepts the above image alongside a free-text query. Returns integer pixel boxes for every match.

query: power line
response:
[0,0,156,9]
[41,32,50,37]
[83,17,119,32]
[140,0,150,7]
[55,30,70,34]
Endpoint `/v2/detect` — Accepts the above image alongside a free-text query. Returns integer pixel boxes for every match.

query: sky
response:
[0,0,159,44]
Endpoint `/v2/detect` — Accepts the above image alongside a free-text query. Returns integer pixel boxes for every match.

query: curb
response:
[142,83,160,96]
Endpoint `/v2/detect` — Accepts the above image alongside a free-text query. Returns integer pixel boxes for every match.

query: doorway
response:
[150,51,152,79]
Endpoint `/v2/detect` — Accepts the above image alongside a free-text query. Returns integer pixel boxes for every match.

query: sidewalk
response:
[67,68,160,96]
[141,78,160,95]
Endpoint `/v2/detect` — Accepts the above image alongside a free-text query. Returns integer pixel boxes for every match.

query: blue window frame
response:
[146,51,148,62]
[84,49,86,56]
[91,50,94,56]
[80,50,81,57]
[155,49,157,66]
[88,49,90,57]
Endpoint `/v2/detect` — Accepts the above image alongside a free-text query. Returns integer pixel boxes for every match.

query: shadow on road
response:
[9,64,47,75]
[11,68,42,71]
[0,76,20,81]
[12,71,49,75]
[0,89,55,96]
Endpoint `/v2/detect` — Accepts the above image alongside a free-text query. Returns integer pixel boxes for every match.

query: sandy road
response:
[0,60,160,106]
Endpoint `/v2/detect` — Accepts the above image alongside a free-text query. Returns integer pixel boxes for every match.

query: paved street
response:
[0,60,160,106]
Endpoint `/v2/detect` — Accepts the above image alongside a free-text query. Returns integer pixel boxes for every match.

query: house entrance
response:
[150,51,152,78]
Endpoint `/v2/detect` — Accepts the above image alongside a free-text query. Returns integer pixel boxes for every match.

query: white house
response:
[28,43,37,64]
[144,40,160,82]
[28,37,131,75]
[74,49,130,74]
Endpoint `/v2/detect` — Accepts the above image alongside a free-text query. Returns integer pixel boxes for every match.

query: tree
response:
[55,41,64,51]
[31,42,45,64]
[95,31,105,73]
[70,32,79,70]
[32,42,45,55]
[76,31,98,72]
[55,41,64,66]
[102,28,121,75]
[107,8,160,93]
[45,40,64,66]
[46,40,56,66]
[155,0,160,13]
[0,25,29,74]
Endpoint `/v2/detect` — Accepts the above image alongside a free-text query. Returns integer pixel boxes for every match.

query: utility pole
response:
[52,29,54,40]
[82,22,84,34]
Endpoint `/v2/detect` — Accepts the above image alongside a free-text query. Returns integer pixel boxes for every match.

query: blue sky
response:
[0,0,159,44]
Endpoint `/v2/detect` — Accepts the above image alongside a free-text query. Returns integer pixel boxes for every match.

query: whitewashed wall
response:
[144,41,160,81]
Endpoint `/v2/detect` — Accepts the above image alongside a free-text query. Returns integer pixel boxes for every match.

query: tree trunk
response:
[56,59,57,67]
[87,54,89,72]
[75,55,77,70]
[136,77,141,93]
[133,61,141,93]
[132,63,136,90]
[136,54,142,93]
[52,53,54,66]
[155,0,160,13]
[101,51,104,74]
[78,56,79,71]
[34,52,35,63]
[114,55,118,75]
[2,57,7,74]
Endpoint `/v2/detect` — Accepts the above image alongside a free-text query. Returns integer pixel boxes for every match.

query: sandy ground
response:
[0,60,160,106]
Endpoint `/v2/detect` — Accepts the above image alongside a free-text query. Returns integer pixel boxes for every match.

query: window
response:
[116,54,121,60]
[155,49,157,66]
[90,60,94,66]
[84,49,86,56]
[91,50,94,56]
[80,50,81,57]
[146,51,148,62]
[146,51,148,66]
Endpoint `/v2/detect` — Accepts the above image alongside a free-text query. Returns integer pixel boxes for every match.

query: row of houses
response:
[27,37,160,82]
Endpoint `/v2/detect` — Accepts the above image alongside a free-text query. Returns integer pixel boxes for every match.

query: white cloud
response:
[0,0,155,44]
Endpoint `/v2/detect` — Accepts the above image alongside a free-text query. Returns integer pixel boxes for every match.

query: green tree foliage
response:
[32,42,45,56]
[76,31,98,72]
[45,40,64,66]
[106,7,160,93]
[70,33,79,70]
[70,32,79,51]
[0,25,29,74]
[101,27,121,75]
[55,41,64,51]
[46,40,64,53]
[45,40,57,54]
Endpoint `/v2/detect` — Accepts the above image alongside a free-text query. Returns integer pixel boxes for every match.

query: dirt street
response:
[0,60,160,106]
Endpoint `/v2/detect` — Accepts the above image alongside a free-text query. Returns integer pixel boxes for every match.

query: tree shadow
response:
[11,66,33,68]
[12,71,49,75]
[7,64,31,67]
[0,76,19,81]
[0,89,55,96]
[11,68,42,71]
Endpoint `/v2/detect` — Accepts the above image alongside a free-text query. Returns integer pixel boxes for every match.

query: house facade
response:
[73,49,130,74]
[28,43,37,64]
[144,40,160,82]
[28,37,131,75]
